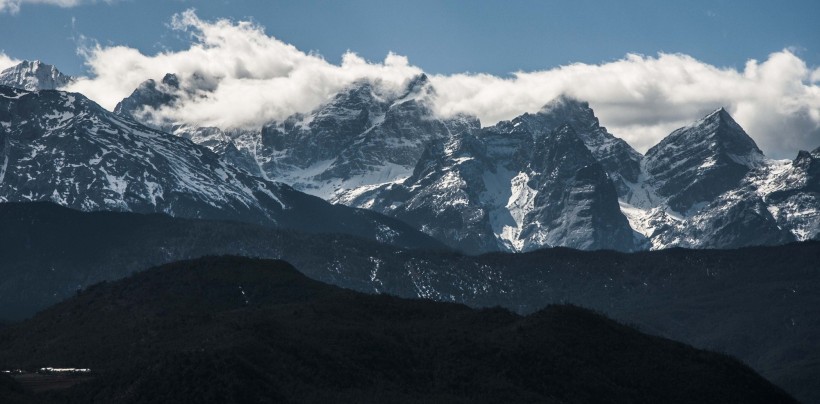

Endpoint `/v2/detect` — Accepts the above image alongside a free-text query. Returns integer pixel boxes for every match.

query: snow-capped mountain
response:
[621,109,818,249]
[0,60,74,91]
[0,85,445,250]
[115,73,480,199]
[679,148,819,246]
[335,103,818,252]
[643,108,765,214]
[114,72,180,123]
[337,115,641,253]
[528,95,643,198]
[114,72,820,253]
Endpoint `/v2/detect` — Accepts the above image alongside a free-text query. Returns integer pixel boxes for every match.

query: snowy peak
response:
[0,87,443,250]
[160,72,180,88]
[650,107,764,168]
[400,73,433,99]
[538,95,595,122]
[114,73,181,125]
[310,80,386,129]
[0,60,74,91]
[253,76,479,197]
[644,108,766,213]
[337,116,640,253]
[703,108,764,165]
[534,95,609,139]
[527,95,643,195]
[104,72,819,253]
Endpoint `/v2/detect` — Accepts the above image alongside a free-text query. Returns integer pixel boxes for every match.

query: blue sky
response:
[0,0,818,76]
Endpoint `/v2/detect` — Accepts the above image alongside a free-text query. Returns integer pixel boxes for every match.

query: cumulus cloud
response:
[68,10,422,130]
[0,0,114,14]
[431,52,820,157]
[67,10,820,159]
[0,51,20,70]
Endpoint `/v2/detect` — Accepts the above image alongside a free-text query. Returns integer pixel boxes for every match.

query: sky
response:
[0,0,819,158]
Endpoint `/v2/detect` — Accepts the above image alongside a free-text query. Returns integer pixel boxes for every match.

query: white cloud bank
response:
[0,51,20,70]
[66,10,820,158]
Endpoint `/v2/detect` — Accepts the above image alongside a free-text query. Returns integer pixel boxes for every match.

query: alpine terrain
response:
[0,60,74,91]
[116,73,820,253]
[0,84,445,250]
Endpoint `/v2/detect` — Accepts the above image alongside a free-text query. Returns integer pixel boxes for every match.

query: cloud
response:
[430,51,820,158]
[0,51,20,70]
[68,10,422,131]
[0,0,114,14]
[67,10,820,159]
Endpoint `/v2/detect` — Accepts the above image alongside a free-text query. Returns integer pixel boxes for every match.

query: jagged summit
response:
[538,94,589,114]
[0,86,444,250]
[644,107,765,213]
[702,107,735,123]
[653,107,764,165]
[160,72,180,88]
[531,95,602,139]
[113,73,181,125]
[526,94,644,195]
[106,72,819,253]
[0,60,74,91]
[402,73,432,95]
[338,112,641,253]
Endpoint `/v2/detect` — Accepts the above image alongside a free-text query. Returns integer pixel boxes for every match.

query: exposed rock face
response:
[113,73,180,124]
[338,115,641,253]
[112,73,820,253]
[115,73,480,200]
[255,74,480,197]
[0,85,445,250]
[644,108,765,214]
[0,60,74,91]
[529,95,643,197]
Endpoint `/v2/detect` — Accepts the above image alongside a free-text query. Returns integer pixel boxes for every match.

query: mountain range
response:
[1,60,817,253]
[0,81,444,250]
[110,66,820,253]
[1,59,819,401]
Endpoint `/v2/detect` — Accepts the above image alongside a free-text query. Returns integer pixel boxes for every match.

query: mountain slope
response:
[621,108,820,249]
[112,73,820,253]
[0,256,796,404]
[0,61,73,91]
[0,86,444,250]
[643,108,765,214]
[526,95,643,197]
[113,73,180,123]
[339,113,641,253]
[116,73,481,199]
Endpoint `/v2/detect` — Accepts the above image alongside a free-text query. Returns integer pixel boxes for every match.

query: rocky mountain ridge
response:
[0,60,74,91]
[81,71,820,252]
[0,85,445,250]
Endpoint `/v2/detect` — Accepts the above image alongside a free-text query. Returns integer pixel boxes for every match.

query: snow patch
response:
[484,168,538,251]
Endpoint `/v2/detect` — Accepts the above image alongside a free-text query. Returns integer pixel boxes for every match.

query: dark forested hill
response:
[1,202,818,402]
[0,256,796,404]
